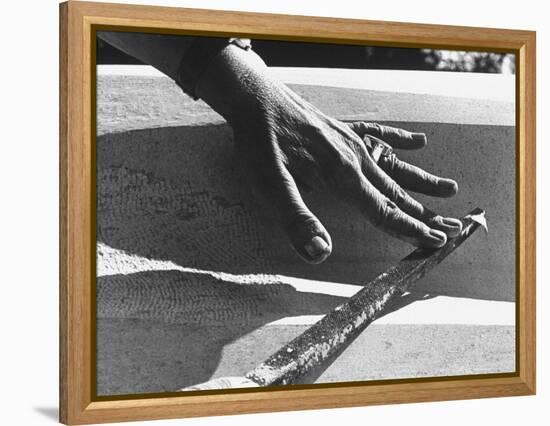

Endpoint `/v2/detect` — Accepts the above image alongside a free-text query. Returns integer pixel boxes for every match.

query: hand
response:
[196,45,462,264]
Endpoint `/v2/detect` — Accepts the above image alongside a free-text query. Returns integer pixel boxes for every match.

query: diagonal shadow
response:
[295,289,435,385]
[97,269,347,395]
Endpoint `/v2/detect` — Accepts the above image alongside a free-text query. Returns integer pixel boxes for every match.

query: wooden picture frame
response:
[59,1,536,424]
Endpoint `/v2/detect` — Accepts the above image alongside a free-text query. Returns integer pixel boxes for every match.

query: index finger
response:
[348,122,427,150]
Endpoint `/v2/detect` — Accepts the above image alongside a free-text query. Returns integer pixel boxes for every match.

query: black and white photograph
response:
[94,31,516,396]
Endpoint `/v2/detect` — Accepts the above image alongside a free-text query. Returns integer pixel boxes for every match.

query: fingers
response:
[379,154,458,198]
[348,120,458,197]
[348,122,427,150]
[350,176,449,248]
[424,215,463,238]
[327,159,448,247]
[359,154,462,238]
[346,124,461,236]
[251,151,333,264]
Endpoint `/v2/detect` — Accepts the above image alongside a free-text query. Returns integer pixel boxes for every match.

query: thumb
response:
[253,156,333,264]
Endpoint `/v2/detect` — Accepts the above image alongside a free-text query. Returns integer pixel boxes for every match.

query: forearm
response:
[195,44,288,127]
[97,32,266,118]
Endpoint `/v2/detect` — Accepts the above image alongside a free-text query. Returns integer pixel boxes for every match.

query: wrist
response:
[176,38,252,100]
[195,43,276,126]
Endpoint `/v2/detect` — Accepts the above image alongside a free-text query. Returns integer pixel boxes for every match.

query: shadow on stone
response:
[97,122,515,301]
[94,79,517,394]
[97,269,348,395]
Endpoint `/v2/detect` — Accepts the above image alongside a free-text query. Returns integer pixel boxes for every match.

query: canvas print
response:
[95,31,516,396]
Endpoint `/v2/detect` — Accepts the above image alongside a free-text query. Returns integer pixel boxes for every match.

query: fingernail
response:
[442,217,462,230]
[438,178,458,194]
[428,229,447,246]
[441,217,463,237]
[304,236,329,258]
[411,133,427,145]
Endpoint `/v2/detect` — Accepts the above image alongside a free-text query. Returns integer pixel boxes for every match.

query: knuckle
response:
[300,119,327,142]
[282,209,329,252]
[321,141,361,179]
[309,123,327,141]
[347,121,361,133]
[421,170,439,186]
[427,215,444,227]
[334,155,362,187]
[390,186,407,206]
[367,122,382,136]
[380,154,400,174]
[347,136,369,161]
[371,198,399,229]
[284,209,316,234]
[396,128,409,139]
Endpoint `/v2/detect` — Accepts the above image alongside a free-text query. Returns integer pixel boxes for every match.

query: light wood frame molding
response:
[59,1,536,424]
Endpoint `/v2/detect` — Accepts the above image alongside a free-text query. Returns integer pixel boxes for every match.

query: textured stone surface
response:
[97,76,513,136]
[97,77,515,301]
[97,322,514,395]
[245,213,485,387]
[96,73,515,395]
